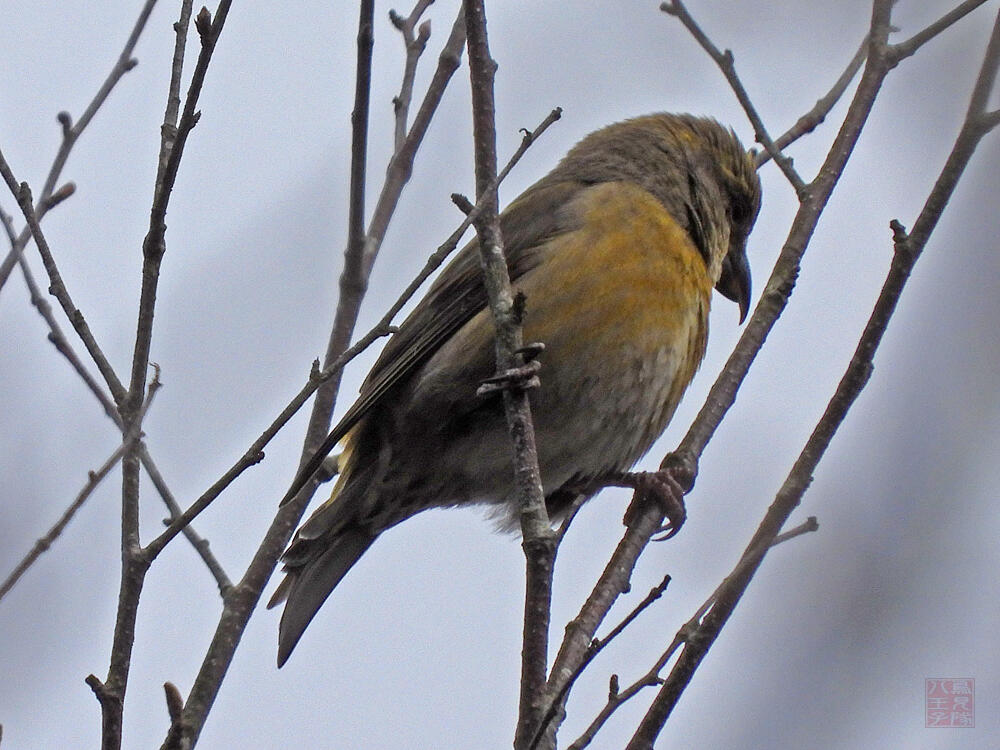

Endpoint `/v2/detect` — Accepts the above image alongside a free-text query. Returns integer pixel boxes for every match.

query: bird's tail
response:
[272,526,377,667]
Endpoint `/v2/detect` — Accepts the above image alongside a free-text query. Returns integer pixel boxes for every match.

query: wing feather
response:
[280,180,585,504]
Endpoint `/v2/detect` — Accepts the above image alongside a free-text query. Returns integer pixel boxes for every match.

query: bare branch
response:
[771,515,820,546]
[762,33,870,166]
[891,0,992,63]
[568,516,817,749]
[162,682,185,750]
[161,9,471,748]
[101,5,235,748]
[627,10,1000,743]
[390,0,435,148]
[362,11,468,278]
[132,2,233,420]
[0,164,127,403]
[661,0,807,196]
[0,208,15,244]
[0,0,155,293]
[529,576,672,750]
[0,371,160,602]
[343,0,375,394]
[3,205,231,593]
[965,10,1000,128]
[155,0,194,187]
[542,503,663,743]
[462,3,552,747]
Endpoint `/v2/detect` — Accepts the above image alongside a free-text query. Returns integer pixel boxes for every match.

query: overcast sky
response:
[1,1,998,748]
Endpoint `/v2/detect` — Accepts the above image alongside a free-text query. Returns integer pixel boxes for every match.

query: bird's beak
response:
[716,246,751,323]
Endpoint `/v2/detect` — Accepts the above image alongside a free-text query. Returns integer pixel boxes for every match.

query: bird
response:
[269,112,762,666]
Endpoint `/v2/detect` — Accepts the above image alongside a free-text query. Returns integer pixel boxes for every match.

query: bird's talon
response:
[611,454,695,537]
[515,341,546,361]
[476,355,543,395]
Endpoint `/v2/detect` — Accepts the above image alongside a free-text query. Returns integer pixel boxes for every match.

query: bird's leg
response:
[606,450,698,539]
[476,342,545,396]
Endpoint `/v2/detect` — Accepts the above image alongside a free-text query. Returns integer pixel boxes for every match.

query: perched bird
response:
[270,113,761,666]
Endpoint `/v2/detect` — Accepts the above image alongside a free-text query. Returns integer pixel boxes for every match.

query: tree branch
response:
[462,3,552,748]
[0,0,156,293]
[162,9,470,747]
[661,0,807,196]
[568,519,817,749]
[98,6,234,749]
[0,371,161,602]
[541,1,912,743]
[0,163,127,403]
[890,0,991,63]
[627,8,999,744]
[762,32,870,166]
[528,576,672,750]
[390,0,434,149]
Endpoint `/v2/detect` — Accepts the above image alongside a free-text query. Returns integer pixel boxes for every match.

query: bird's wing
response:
[281,180,584,504]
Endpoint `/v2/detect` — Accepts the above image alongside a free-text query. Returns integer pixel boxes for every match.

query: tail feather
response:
[275,527,377,667]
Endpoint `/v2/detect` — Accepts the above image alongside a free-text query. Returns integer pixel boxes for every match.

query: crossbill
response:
[270,113,761,666]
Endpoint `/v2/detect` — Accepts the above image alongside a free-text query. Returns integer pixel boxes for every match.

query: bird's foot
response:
[608,451,697,539]
[477,342,545,396]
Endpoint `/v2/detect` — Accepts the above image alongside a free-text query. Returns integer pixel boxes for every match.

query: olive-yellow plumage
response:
[271,113,761,666]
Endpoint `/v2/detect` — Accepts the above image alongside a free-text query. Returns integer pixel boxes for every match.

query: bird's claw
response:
[476,342,545,396]
[514,342,546,361]
[613,451,697,539]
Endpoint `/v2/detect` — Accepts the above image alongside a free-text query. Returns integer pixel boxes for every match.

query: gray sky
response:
[1,1,998,748]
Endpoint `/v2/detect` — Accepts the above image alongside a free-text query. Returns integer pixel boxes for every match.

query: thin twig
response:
[362,11,468,279]
[568,517,818,749]
[627,8,999,744]
[0,372,161,602]
[0,163,127,403]
[390,0,435,149]
[162,9,470,749]
[4,206,231,593]
[541,499,662,743]
[341,0,375,407]
[276,0,378,516]
[554,493,587,545]
[660,0,807,196]
[99,6,233,750]
[762,34,870,167]
[156,0,193,187]
[462,3,552,748]
[0,209,16,245]
[146,450,233,593]
[131,2,232,419]
[528,576,672,750]
[161,682,185,750]
[760,0,984,167]
[0,0,156,293]
[890,0,992,63]
[15,253,119,422]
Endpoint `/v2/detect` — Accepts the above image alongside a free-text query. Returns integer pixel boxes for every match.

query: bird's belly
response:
[385,181,713,519]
